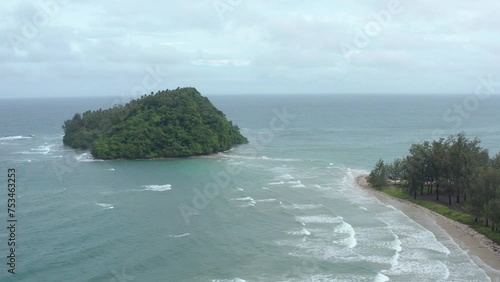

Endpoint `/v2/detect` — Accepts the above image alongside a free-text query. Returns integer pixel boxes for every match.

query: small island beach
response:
[355,175,500,279]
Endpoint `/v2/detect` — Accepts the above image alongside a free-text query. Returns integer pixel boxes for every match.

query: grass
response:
[380,186,500,245]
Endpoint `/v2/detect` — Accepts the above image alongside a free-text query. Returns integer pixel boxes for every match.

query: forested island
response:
[367,133,500,240]
[62,87,248,159]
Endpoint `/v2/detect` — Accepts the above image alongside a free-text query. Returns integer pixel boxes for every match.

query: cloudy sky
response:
[1,0,499,97]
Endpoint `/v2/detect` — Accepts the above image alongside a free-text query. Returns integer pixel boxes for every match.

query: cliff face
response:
[62,87,248,159]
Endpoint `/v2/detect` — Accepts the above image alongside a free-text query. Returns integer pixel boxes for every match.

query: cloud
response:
[0,0,498,97]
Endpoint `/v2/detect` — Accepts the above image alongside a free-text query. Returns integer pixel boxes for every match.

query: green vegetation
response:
[62,87,248,159]
[368,133,500,241]
[367,159,387,188]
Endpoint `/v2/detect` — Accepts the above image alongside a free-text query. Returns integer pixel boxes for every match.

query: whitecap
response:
[286,228,311,236]
[168,233,190,238]
[296,215,342,224]
[18,143,56,155]
[288,180,306,188]
[268,181,284,185]
[278,174,294,180]
[231,197,256,207]
[142,184,172,192]
[76,152,103,162]
[282,203,323,210]
[374,272,390,282]
[256,198,278,203]
[218,153,300,162]
[95,203,114,210]
[334,219,357,249]
[0,136,32,141]
[106,168,115,171]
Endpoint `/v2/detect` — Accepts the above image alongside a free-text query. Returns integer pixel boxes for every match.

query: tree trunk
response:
[463,192,466,202]
[420,184,424,196]
[474,218,478,223]
[486,218,489,227]
[448,191,452,206]
[436,183,440,201]
[456,186,460,203]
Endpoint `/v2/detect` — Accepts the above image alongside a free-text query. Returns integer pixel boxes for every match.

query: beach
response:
[355,175,500,280]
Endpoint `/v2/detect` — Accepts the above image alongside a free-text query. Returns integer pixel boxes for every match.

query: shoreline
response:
[355,175,500,279]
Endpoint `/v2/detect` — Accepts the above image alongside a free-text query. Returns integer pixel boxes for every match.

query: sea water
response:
[0,94,499,281]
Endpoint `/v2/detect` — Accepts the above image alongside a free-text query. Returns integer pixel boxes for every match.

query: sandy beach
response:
[355,175,500,280]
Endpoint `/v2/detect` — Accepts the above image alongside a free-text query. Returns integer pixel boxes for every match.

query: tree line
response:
[62,87,248,159]
[368,133,500,231]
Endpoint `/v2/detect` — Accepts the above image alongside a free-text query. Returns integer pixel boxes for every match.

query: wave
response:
[286,228,311,236]
[231,197,256,207]
[389,231,402,267]
[282,203,323,210]
[374,273,390,282]
[142,184,172,192]
[218,153,300,162]
[0,135,32,141]
[286,180,306,188]
[256,198,278,203]
[268,181,284,185]
[76,152,103,162]
[295,215,343,224]
[278,174,294,180]
[333,219,357,249]
[18,143,56,155]
[168,233,190,238]
[95,203,114,210]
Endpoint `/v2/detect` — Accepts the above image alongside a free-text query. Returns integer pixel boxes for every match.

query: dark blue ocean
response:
[1,94,499,281]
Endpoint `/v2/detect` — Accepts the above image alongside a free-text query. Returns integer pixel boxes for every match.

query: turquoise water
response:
[0,94,499,281]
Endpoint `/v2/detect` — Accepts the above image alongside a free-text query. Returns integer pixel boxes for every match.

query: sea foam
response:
[142,184,172,192]
[334,220,357,249]
[95,203,114,210]
[0,135,32,141]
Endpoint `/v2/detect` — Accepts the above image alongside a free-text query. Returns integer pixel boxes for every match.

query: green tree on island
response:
[62,87,248,159]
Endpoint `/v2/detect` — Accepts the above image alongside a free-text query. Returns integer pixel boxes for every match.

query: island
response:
[62,87,248,159]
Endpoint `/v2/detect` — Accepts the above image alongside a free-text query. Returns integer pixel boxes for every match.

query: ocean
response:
[0,94,499,281]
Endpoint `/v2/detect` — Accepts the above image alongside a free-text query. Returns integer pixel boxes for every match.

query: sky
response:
[1,0,500,97]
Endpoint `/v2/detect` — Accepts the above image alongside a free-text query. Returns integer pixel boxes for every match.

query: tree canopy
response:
[369,133,500,232]
[62,87,248,159]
